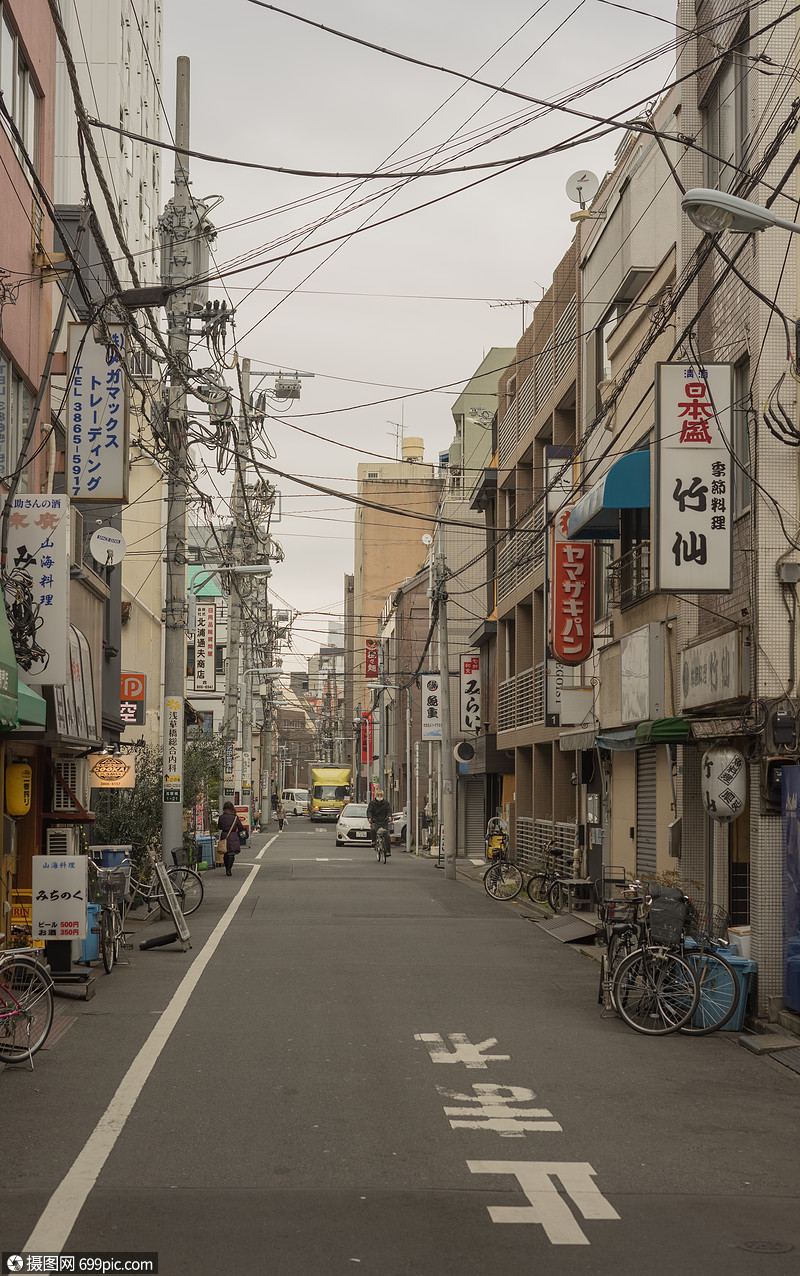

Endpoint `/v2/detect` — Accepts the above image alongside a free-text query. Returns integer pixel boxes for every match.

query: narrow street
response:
[3,822,799,1275]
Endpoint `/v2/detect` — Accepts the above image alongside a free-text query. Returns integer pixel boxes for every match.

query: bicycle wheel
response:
[167,867,204,915]
[612,948,698,1036]
[100,908,115,973]
[526,873,551,904]
[680,950,741,1035]
[483,862,523,900]
[547,879,569,914]
[0,955,54,1063]
[378,829,390,862]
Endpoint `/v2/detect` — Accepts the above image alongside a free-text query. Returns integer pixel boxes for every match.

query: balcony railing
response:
[517,667,533,727]
[533,662,546,724]
[498,677,515,732]
[608,541,651,608]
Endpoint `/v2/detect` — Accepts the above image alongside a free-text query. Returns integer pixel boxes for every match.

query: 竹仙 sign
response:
[655,362,733,593]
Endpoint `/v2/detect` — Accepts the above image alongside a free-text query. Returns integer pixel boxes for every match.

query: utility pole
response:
[436,536,456,879]
[378,639,386,796]
[160,57,193,864]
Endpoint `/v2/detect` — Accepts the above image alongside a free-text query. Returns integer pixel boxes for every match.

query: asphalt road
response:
[3,820,800,1276]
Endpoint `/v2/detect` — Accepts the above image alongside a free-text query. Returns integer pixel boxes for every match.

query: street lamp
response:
[681,188,800,236]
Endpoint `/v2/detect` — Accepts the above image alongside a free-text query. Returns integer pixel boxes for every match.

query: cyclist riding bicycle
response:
[366,788,392,856]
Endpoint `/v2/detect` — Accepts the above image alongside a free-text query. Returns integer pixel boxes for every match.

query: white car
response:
[336,803,373,847]
[390,810,407,844]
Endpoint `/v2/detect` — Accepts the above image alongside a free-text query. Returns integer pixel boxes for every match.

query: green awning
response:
[18,681,47,727]
[187,566,222,597]
[0,595,19,729]
[635,718,691,746]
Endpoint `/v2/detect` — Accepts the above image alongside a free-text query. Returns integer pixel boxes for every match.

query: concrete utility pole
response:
[161,57,193,863]
[378,639,386,796]
[220,359,251,806]
[436,538,456,879]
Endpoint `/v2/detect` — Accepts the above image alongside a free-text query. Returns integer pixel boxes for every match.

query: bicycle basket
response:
[646,885,687,946]
[684,900,729,942]
[598,897,639,925]
[95,865,130,905]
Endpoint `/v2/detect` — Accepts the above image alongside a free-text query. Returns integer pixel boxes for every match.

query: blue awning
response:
[567,450,650,540]
[595,728,639,751]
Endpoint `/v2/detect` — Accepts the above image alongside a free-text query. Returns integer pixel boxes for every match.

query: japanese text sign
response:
[459,654,481,733]
[194,603,217,691]
[120,670,146,726]
[67,322,130,502]
[163,695,184,804]
[655,362,733,593]
[421,674,443,740]
[361,712,374,764]
[365,638,379,679]
[4,494,70,684]
[32,855,88,941]
[549,506,593,665]
[223,740,236,799]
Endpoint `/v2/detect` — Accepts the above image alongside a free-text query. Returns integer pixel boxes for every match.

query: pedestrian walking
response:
[217,801,244,875]
[276,800,286,831]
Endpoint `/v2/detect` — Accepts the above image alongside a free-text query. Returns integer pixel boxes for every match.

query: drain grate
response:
[769,1045,800,1076]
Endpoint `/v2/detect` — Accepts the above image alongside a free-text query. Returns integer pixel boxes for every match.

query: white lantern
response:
[701,746,747,823]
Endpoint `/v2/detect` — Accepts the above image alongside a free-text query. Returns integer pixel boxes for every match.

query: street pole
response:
[436,538,456,879]
[405,690,412,853]
[241,625,253,827]
[161,57,192,865]
[378,640,386,796]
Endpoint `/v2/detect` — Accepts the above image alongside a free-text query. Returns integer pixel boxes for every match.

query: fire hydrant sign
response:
[32,855,88,941]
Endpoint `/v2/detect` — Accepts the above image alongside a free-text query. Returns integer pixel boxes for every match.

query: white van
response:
[281,788,309,816]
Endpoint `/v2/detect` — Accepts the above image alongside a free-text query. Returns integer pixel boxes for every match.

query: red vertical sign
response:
[360,713,374,764]
[549,507,593,665]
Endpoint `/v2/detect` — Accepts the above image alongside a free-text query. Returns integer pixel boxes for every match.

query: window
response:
[0,355,32,489]
[704,45,750,191]
[0,7,39,169]
[594,542,614,621]
[733,359,751,516]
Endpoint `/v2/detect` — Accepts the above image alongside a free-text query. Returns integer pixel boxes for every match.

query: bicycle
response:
[0,948,54,1067]
[375,826,391,863]
[525,840,580,909]
[595,876,647,1013]
[679,901,741,1035]
[89,859,128,974]
[483,838,524,900]
[611,885,700,1035]
[126,846,204,917]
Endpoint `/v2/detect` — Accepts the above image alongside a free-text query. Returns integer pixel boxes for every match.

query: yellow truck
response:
[308,763,352,822]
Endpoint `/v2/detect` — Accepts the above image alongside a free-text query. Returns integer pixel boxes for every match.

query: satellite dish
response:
[89,526,127,567]
[565,170,599,209]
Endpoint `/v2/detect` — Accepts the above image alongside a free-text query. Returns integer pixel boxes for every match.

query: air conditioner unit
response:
[52,758,90,813]
[70,508,84,570]
[46,826,81,857]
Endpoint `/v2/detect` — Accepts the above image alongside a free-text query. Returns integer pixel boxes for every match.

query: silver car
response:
[336,802,372,846]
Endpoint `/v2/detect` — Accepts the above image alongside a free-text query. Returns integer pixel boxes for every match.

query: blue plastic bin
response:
[719,954,757,1031]
[92,848,130,868]
[195,835,213,866]
[79,903,101,964]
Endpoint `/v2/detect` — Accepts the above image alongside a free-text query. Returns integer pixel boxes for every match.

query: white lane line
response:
[24,863,262,1254]
[256,834,279,862]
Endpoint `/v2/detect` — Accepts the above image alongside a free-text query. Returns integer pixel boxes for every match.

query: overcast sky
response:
[161,0,678,668]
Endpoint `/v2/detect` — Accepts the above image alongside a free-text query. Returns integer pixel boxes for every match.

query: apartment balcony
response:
[497,666,546,733]
[608,541,651,609]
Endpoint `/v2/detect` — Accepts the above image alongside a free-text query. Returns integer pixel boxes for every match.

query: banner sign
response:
[163,695,183,804]
[223,740,236,799]
[549,506,593,665]
[422,674,443,740]
[194,602,217,691]
[32,854,88,941]
[459,654,481,733]
[120,670,146,726]
[365,638,379,679]
[66,323,129,502]
[4,494,70,684]
[87,752,136,788]
[655,362,733,593]
[360,712,374,764]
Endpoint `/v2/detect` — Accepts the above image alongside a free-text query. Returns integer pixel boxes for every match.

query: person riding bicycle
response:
[366,789,392,855]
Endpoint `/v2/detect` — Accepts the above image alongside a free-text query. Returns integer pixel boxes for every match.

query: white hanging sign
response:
[163,696,184,804]
[654,362,733,593]
[422,674,443,740]
[459,654,481,734]
[32,854,88,941]
[66,323,130,502]
[4,494,70,684]
[701,746,747,823]
[194,602,217,691]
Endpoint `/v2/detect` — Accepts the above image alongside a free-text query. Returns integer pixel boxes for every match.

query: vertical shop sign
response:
[0,355,7,478]
[655,362,733,593]
[4,494,70,684]
[460,654,481,733]
[549,507,593,665]
[365,638,379,679]
[223,741,236,799]
[360,712,374,764]
[67,323,130,501]
[422,674,443,740]
[120,671,146,726]
[32,855,88,941]
[194,602,217,691]
[163,696,183,804]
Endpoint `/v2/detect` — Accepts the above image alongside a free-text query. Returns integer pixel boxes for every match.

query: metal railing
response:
[498,677,515,732]
[533,662,546,724]
[608,541,651,608]
[516,667,534,727]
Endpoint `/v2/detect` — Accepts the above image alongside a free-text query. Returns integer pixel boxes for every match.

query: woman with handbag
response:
[218,801,243,876]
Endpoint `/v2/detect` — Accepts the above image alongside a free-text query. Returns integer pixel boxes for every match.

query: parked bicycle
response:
[0,948,54,1067]
[596,874,648,1013]
[525,840,575,909]
[609,885,701,1036]
[89,858,128,974]
[126,846,204,917]
[483,828,524,900]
